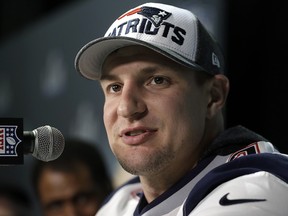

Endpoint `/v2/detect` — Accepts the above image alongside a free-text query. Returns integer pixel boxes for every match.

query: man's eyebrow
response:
[100,73,117,81]
[100,66,159,81]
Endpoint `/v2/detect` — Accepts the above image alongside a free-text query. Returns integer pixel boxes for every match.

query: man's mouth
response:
[121,127,157,137]
[120,127,158,145]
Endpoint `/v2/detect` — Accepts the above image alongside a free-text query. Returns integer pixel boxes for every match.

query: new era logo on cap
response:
[212,52,221,68]
[75,2,224,80]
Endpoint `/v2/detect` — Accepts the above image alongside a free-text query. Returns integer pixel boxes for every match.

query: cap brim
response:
[75,36,206,80]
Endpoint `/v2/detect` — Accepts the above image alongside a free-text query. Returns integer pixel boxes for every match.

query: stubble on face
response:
[116,144,176,176]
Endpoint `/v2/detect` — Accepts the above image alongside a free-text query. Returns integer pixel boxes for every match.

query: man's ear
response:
[206,74,230,119]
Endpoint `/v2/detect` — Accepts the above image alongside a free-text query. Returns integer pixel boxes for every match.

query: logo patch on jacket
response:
[227,142,261,162]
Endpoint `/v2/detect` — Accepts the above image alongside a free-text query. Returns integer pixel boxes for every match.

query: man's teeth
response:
[128,130,145,136]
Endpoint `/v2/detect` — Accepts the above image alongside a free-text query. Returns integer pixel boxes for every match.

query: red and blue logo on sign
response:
[0,125,21,157]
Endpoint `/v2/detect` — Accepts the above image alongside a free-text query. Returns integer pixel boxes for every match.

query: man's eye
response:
[150,76,169,85]
[109,84,121,93]
[45,201,63,213]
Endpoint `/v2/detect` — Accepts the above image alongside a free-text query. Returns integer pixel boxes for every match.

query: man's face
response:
[38,164,100,216]
[100,46,211,177]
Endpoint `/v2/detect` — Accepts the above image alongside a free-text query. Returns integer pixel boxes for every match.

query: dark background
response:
[0,0,78,41]
[226,1,287,153]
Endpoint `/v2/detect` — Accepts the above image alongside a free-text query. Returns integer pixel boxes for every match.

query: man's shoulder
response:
[183,142,288,215]
[187,170,288,215]
[97,177,142,216]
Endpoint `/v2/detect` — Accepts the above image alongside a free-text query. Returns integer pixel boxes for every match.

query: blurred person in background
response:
[0,184,33,216]
[31,138,113,216]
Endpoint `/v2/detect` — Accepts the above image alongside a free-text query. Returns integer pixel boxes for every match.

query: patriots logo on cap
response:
[118,6,171,28]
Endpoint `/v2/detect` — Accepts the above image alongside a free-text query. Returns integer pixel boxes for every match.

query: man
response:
[74,2,288,215]
[31,139,113,216]
[0,184,32,216]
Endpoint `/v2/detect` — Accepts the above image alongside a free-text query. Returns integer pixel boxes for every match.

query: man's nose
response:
[117,84,147,120]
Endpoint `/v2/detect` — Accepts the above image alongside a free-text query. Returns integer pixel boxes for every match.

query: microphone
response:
[23,125,65,162]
